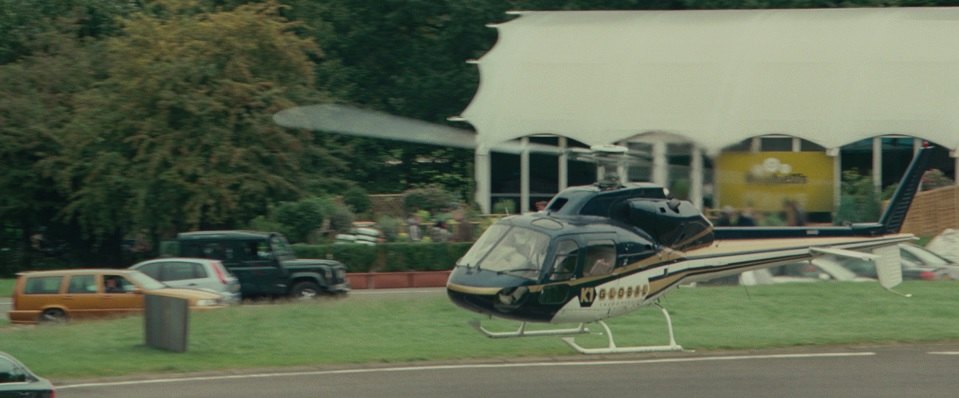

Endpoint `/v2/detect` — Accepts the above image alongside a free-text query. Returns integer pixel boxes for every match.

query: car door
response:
[99,274,143,316]
[226,239,281,296]
[61,274,100,321]
[541,239,582,305]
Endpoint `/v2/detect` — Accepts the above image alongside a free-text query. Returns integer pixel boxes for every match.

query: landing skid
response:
[469,319,590,338]
[562,304,685,354]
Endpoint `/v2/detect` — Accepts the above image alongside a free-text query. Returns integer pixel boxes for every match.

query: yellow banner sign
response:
[716,152,834,213]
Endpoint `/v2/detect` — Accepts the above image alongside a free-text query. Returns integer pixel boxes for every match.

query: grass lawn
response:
[0,279,12,297]
[1,281,958,381]
[0,279,10,327]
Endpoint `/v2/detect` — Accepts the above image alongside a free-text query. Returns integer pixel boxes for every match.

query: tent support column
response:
[653,141,668,188]
[691,146,703,209]
[559,137,568,192]
[476,146,491,214]
[828,147,841,213]
[521,137,530,213]
[873,137,883,195]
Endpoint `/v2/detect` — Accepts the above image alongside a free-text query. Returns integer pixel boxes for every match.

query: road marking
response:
[928,352,959,355]
[58,352,875,390]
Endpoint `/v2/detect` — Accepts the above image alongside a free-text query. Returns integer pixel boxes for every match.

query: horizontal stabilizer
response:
[810,247,877,261]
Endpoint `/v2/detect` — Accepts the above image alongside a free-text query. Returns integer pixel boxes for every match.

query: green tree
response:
[0,0,137,64]
[283,0,495,196]
[0,20,108,267]
[46,0,337,241]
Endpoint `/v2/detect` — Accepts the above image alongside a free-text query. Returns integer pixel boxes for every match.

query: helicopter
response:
[445,144,929,354]
[274,104,929,354]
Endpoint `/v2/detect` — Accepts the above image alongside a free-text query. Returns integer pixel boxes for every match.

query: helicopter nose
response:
[497,286,529,305]
[447,283,528,316]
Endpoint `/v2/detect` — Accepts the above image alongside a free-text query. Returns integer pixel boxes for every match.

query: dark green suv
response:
[175,231,350,298]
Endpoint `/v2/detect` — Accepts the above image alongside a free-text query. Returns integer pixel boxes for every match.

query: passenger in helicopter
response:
[585,246,615,277]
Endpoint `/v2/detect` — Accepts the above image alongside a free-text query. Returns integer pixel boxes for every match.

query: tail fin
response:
[877,147,931,234]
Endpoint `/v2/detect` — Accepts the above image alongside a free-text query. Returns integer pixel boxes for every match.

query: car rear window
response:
[0,357,28,383]
[163,262,207,281]
[23,276,63,294]
[137,262,162,279]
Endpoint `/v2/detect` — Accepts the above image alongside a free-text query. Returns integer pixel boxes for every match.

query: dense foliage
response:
[293,241,472,272]
[835,169,882,225]
[2,0,957,271]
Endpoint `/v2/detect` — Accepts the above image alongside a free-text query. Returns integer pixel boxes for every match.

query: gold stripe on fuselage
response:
[446,283,502,295]
[450,250,686,296]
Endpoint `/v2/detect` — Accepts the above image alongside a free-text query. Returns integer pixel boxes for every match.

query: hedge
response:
[292,242,473,273]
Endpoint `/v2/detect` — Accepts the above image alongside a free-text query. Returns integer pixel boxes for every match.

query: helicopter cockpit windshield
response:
[457,224,550,280]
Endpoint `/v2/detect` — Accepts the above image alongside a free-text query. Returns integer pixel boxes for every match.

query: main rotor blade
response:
[273,104,563,155]
[567,147,652,166]
[274,104,478,149]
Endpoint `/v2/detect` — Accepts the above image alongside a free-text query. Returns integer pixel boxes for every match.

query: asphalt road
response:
[57,344,959,398]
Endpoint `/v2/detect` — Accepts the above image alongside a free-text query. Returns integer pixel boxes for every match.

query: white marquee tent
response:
[458,7,959,212]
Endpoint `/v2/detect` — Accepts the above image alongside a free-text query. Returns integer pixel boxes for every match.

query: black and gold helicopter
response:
[274,104,928,354]
[445,145,927,354]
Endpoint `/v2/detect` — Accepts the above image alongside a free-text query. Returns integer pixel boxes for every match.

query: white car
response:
[130,258,241,303]
[740,259,875,285]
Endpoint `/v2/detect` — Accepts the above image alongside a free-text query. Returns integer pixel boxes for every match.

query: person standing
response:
[783,199,806,226]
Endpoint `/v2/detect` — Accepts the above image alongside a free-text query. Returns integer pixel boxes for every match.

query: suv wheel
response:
[290,281,321,299]
[39,309,67,324]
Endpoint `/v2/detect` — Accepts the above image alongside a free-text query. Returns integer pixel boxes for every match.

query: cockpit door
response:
[546,239,581,282]
[541,239,581,305]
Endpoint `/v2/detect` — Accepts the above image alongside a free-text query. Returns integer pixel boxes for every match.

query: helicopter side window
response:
[584,240,616,277]
[548,198,568,212]
[548,239,580,281]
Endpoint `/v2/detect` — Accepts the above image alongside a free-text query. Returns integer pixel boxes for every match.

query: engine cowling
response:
[625,198,714,251]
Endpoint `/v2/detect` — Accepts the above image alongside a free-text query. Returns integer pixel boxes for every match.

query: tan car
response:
[8,269,226,324]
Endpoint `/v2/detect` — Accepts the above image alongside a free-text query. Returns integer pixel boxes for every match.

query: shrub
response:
[376,215,402,242]
[342,186,371,215]
[834,169,881,225]
[403,185,458,215]
[247,215,284,236]
[325,201,355,234]
[922,169,954,191]
[292,242,472,273]
[273,197,329,243]
[492,199,516,215]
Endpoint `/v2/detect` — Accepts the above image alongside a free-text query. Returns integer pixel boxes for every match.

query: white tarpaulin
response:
[461,8,959,153]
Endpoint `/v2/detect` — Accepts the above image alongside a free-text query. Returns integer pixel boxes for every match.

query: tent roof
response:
[460,8,959,154]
